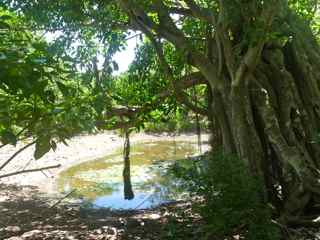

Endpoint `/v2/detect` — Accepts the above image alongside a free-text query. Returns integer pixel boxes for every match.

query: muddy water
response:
[57,141,201,210]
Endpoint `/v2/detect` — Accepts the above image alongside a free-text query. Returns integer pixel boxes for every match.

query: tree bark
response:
[219,11,320,221]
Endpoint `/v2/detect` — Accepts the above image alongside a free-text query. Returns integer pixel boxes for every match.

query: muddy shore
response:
[0,131,209,195]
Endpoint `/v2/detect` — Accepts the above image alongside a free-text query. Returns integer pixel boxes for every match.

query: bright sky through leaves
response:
[112,37,136,75]
[45,31,136,75]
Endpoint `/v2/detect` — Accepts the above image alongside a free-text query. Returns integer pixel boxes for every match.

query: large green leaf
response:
[0,129,17,145]
[34,135,51,160]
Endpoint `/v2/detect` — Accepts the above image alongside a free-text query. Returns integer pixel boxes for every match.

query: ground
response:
[0,132,208,240]
[2,132,319,239]
[0,183,204,240]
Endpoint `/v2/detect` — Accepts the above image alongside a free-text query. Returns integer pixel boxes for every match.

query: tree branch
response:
[145,28,209,116]
[0,164,61,179]
[184,0,216,25]
[118,0,222,91]
[0,140,36,171]
[168,7,193,16]
[105,71,208,119]
[233,1,279,86]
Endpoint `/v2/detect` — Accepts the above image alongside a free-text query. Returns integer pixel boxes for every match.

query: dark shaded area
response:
[0,184,203,240]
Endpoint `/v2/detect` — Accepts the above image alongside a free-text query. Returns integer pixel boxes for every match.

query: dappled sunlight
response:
[0,184,203,240]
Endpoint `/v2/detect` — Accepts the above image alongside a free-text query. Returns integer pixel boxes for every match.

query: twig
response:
[33,189,77,221]
[134,191,156,209]
[0,164,61,179]
[49,189,77,209]
[0,140,36,171]
[40,170,50,178]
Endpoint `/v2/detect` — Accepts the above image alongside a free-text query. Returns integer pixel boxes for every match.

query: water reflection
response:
[57,141,200,209]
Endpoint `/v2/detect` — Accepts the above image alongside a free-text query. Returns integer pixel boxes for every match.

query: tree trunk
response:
[117,0,320,223]
[208,11,320,222]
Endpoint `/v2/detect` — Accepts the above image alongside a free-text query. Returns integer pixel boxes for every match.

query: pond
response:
[57,140,202,210]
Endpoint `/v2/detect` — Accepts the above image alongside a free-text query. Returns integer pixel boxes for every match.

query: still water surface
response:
[57,141,200,209]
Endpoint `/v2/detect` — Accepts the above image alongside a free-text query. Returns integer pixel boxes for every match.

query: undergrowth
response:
[171,151,281,240]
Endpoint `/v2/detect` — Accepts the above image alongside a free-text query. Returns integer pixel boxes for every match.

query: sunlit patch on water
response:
[57,141,202,209]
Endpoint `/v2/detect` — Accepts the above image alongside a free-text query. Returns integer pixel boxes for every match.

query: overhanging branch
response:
[0,140,36,171]
[105,71,208,119]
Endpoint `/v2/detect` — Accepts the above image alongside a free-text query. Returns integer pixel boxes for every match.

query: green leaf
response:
[50,140,57,151]
[0,15,13,21]
[0,129,17,146]
[0,21,10,29]
[56,82,70,97]
[34,135,51,160]
[44,90,55,103]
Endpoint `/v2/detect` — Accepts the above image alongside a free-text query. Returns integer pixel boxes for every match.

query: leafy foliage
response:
[0,8,102,158]
[289,0,318,21]
[172,152,280,240]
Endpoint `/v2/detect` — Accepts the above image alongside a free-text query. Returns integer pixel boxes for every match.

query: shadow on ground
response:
[0,184,203,240]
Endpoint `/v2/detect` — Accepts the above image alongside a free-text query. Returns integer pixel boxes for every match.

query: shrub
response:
[172,151,281,240]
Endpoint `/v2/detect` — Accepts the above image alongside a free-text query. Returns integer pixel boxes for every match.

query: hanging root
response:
[123,130,134,200]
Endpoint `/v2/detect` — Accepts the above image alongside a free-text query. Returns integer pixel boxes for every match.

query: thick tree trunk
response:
[208,12,320,222]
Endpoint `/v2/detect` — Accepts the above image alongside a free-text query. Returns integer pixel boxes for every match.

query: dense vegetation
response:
[173,152,281,239]
[1,0,320,239]
[0,9,103,161]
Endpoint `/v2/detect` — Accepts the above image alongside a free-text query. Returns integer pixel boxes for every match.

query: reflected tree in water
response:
[123,130,134,200]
